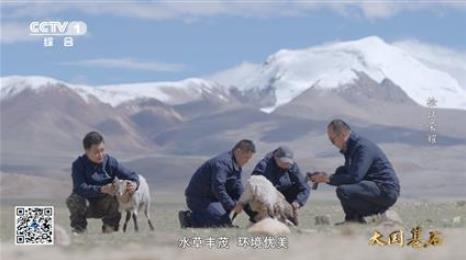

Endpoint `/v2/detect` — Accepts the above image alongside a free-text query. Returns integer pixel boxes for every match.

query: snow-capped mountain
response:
[98,78,231,106]
[210,36,466,112]
[0,76,231,107]
[2,36,465,112]
[0,75,115,105]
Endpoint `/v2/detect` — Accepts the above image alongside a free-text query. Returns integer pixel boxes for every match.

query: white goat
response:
[237,175,298,226]
[113,174,154,232]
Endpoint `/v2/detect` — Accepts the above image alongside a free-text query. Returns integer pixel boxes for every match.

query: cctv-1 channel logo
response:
[29,21,87,47]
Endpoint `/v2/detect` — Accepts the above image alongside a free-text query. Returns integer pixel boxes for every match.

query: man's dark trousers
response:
[336,180,398,220]
[186,197,233,227]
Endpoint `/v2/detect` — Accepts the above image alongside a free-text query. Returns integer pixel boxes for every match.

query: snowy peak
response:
[1,75,66,98]
[1,75,108,104]
[98,78,231,105]
[332,70,417,105]
[1,76,231,107]
[224,36,466,112]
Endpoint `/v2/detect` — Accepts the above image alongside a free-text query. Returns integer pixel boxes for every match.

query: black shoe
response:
[222,223,239,228]
[102,224,118,233]
[335,217,366,225]
[178,210,190,228]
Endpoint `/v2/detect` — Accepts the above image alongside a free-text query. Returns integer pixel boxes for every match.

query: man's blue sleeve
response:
[290,164,310,206]
[328,145,372,186]
[108,156,140,190]
[251,159,266,176]
[71,160,102,198]
[210,162,236,212]
[230,176,243,201]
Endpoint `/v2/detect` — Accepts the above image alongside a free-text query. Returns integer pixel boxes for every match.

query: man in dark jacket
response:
[245,146,310,223]
[179,139,256,228]
[310,119,400,224]
[66,131,140,234]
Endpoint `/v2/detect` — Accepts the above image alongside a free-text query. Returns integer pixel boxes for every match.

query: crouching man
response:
[179,140,256,228]
[245,146,310,224]
[66,131,140,234]
[310,119,400,224]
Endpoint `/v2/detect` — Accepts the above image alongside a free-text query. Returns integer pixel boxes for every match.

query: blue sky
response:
[1,1,465,85]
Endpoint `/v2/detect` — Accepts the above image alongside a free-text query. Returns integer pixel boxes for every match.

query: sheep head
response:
[112,177,128,197]
[274,195,299,226]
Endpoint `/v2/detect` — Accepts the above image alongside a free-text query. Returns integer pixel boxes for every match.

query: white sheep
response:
[236,175,298,226]
[247,217,291,236]
[113,174,154,232]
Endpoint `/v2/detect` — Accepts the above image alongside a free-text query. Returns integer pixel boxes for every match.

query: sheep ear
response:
[113,176,119,183]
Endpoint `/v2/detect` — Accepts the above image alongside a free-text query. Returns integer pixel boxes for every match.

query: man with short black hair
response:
[179,139,256,228]
[310,119,400,224]
[66,131,140,234]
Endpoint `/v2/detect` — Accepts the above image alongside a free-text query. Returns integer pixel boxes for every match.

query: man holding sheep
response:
[245,146,310,223]
[310,119,400,225]
[179,139,256,228]
[66,131,140,234]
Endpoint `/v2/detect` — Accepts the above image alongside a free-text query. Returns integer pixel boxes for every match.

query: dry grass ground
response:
[1,196,465,260]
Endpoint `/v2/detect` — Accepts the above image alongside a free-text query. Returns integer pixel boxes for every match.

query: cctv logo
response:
[29,21,87,36]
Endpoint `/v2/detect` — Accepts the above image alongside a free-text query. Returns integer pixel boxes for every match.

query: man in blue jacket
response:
[310,119,400,224]
[179,139,256,228]
[66,131,140,234]
[246,146,310,223]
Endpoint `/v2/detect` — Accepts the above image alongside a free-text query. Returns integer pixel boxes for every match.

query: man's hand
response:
[309,171,330,183]
[126,181,137,194]
[232,203,244,214]
[291,201,300,210]
[100,183,115,195]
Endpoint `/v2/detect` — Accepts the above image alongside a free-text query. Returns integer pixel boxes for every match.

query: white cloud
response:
[2,1,465,22]
[393,40,466,91]
[62,58,185,72]
[1,2,289,21]
[359,2,400,19]
[1,1,465,43]
[0,22,37,44]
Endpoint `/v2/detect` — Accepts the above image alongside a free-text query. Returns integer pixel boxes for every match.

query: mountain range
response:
[1,36,465,198]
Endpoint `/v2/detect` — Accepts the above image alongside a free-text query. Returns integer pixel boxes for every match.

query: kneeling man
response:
[179,140,256,228]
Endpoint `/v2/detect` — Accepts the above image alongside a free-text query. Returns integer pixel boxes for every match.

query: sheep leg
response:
[267,205,275,218]
[289,206,299,226]
[132,212,139,232]
[144,206,155,231]
[123,211,131,232]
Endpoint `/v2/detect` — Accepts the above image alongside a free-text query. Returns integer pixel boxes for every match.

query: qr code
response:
[15,206,54,245]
